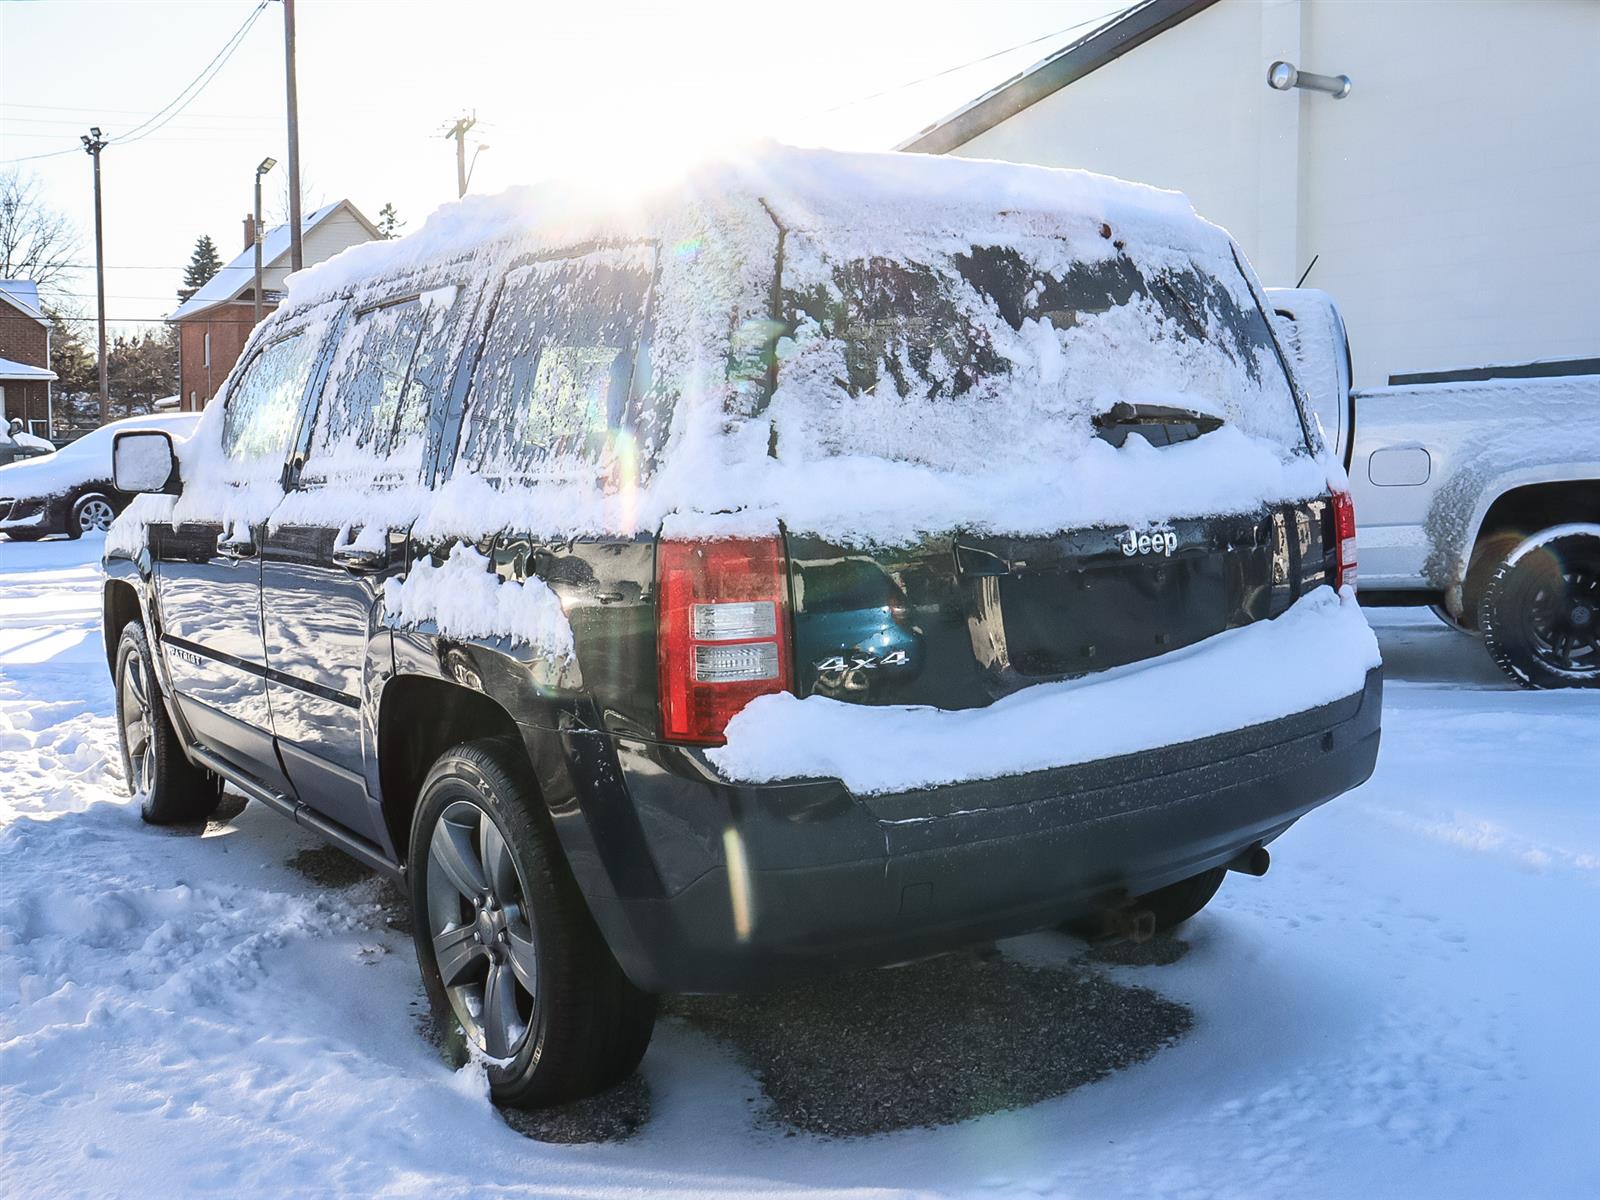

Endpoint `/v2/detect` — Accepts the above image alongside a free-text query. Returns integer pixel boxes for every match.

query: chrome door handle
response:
[216,537,257,560]
[331,544,386,573]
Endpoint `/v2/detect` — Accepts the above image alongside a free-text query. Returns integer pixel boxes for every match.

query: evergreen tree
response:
[178,235,224,302]
[107,327,179,419]
[377,202,405,239]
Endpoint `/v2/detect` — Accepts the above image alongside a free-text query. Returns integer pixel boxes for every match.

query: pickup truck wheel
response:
[409,737,657,1107]
[116,622,224,824]
[1481,527,1600,689]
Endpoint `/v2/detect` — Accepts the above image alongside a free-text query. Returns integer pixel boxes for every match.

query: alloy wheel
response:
[78,498,115,533]
[425,799,540,1059]
[1523,554,1600,677]
[119,652,157,796]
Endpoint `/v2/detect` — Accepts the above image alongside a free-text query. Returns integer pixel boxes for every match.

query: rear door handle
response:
[331,544,386,573]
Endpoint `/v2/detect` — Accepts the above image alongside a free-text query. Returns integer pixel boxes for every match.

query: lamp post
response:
[254,157,278,328]
[80,127,108,423]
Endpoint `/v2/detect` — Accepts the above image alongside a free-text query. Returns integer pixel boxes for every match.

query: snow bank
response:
[708,587,1379,794]
[382,543,573,656]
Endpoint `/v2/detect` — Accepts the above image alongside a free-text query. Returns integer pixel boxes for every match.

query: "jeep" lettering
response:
[1118,529,1179,557]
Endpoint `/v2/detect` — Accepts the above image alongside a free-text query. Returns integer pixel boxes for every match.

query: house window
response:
[203,330,212,368]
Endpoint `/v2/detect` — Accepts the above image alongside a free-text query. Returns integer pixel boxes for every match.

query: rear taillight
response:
[1332,488,1358,592]
[657,535,792,744]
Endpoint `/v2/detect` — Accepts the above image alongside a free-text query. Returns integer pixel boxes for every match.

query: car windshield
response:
[771,234,1306,472]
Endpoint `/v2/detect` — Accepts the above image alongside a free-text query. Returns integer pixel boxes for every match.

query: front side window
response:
[222,331,321,463]
[304,287,460,481]
[458,247,656,482]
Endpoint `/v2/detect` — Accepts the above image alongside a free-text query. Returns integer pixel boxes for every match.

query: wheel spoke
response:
[479,819,516,903]
[432,923,484,987]
[481,960,524,1058]
[126,657,147,709]
[430,817,487,900]
[505,924,538,994]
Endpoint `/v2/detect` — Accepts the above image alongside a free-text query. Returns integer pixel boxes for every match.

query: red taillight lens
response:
[657,535,792,745]
[1332,488,1358,592]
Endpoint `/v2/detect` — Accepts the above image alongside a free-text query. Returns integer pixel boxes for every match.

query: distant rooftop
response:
[0,280,48,325]
[169,200,376,322]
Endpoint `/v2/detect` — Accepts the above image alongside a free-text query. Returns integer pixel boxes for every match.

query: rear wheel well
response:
[1466,480,1600,619]
[377,675,526,864]
[103,580,142,672]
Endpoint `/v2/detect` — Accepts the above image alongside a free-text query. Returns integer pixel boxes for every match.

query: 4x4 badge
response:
[1118,528,1179,557]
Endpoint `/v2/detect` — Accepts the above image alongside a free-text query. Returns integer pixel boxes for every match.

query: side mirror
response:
[6,417,21,438]
[113,430,181,495]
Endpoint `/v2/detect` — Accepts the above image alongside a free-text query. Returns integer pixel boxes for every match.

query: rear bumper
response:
[563,668,1381,994]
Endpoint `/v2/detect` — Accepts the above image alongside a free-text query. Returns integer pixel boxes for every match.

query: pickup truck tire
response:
[409,737,657,1107]
[116,622,224,824]
[1481,527,1600,689]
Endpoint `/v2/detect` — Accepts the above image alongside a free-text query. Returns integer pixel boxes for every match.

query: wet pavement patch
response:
[670,948,1192,1137]
[500,1074,652,1145]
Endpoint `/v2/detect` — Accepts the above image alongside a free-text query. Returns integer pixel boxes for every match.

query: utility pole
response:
[443,113,476,198]
[80,128,109,423]
[283,0,304,270]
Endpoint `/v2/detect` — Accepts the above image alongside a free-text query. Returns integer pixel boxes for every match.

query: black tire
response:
[1065,866,1226,940]
[69,491,117,539]
[409,737,656,1107]
[116,622,224,824]
[1457,530,1524,632]
[1137,867,1227,933]
[1481,527,1600,689]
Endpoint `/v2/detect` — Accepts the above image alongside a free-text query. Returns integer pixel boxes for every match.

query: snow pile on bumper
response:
[709,587,1380,794]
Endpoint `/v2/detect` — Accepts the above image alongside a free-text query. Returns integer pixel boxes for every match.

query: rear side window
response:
[223,332,321,462]
[457,246,656,482]
[304,286,461,482]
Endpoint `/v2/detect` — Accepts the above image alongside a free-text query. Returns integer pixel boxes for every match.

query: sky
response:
[0,0,1126,332]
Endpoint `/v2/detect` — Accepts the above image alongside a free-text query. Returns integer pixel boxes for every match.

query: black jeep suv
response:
[102,147,1381,1107]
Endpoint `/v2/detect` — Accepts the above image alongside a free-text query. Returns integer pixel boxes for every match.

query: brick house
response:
[0,280,56,438]
[169,200,380,412]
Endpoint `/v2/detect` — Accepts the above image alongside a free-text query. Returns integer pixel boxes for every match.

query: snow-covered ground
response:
[2,535,1596,1199]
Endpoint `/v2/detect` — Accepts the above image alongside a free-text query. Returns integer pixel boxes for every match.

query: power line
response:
[806,3,1134,120]
[111,2,271,147]
[0,1,269,164]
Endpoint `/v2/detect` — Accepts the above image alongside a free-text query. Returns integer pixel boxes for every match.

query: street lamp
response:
[254,157,278,328]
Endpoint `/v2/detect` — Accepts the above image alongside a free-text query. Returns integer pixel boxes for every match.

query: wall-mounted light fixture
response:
[1267,60,1352,99]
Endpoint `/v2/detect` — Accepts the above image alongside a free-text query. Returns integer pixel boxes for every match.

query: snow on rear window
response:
[456,246,657,484]
[770,232,1305,473]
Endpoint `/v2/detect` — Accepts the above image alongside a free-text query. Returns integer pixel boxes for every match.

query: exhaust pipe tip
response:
[1227,844,1271,877]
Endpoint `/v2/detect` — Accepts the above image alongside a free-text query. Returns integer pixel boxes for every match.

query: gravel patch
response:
[670,947,1192,1137]
[500,1075,653,1145]
[1086,930,1191,967]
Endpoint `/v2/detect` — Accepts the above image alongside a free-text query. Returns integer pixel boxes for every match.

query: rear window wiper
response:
[1092,401,1224,448]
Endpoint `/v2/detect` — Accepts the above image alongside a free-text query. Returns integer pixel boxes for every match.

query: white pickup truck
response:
[1270,289,1600,689]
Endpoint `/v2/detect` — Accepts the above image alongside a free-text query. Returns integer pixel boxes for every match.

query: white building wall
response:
[261,208,377,293]
[950,0,1600,388]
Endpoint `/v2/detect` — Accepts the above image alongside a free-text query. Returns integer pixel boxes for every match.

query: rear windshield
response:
[771,234,1307,470]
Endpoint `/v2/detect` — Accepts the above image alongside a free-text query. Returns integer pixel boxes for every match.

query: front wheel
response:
[69,492,117,538]
[1481,526,1600,688]
[116,622,223,823]
[409,738,656,1107]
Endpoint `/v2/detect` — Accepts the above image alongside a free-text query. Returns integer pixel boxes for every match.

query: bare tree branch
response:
[0,171,80,296]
